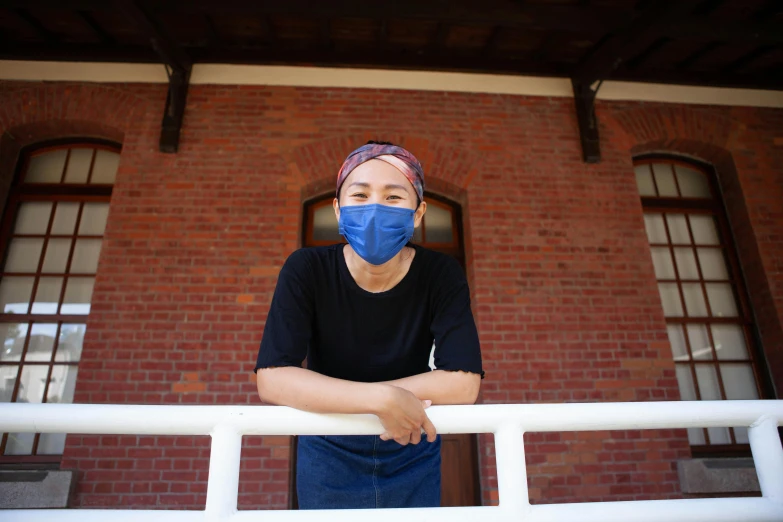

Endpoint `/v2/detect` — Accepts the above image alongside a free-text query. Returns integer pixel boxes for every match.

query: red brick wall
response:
[0,79,781,509]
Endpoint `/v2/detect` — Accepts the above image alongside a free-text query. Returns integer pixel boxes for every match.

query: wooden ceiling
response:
[1,0,781,91]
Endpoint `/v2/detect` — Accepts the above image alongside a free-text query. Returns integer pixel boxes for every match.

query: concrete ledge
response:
[678,458,760,494]
[0,470,74,508]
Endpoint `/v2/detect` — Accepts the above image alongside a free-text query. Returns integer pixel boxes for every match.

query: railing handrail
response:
[2,400,782,522]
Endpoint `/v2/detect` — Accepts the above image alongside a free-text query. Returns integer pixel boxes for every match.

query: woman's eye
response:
[350,193,367,198]
[387,195,401,200]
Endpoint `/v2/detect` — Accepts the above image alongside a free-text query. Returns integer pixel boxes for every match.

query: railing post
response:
[748,416,783,503]
[205,424,243,522]
[495,424,530,518]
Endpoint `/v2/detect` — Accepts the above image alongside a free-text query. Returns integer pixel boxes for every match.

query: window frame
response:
[0,139,119,464]
[636,154,775,457]
[302,192,464,264]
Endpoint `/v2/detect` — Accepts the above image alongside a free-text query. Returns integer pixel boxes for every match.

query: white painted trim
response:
[1,60,782,108]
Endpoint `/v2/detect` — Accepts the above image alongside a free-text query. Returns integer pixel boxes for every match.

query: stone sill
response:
[0,470,74,508]
[678,458,760,495]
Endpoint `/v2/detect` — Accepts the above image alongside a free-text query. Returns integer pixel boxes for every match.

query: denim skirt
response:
[296,434,441,509]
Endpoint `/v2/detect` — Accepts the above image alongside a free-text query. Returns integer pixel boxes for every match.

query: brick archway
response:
[602,104,783,397]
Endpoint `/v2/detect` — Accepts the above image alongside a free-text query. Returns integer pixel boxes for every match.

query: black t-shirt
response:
[254,243,483,383]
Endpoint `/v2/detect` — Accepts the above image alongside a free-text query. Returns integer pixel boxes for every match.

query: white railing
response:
[1,400,782,522]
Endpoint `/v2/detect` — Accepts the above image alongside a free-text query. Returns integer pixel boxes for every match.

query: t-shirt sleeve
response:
[430,256,484,378]
[254,250,314,373]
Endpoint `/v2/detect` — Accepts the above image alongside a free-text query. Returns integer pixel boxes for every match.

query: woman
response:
[254,141,483,509]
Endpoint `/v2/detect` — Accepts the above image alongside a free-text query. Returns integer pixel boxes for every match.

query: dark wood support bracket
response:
[571,79,601,164]
[115,0,192,153]
[159,65,191,153]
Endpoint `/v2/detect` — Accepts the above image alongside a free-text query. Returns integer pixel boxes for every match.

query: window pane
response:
[42,239,72,274]
[686,324,713,360]
[37,433,67,455]
[78,203,109,235]
[667,324,688,361]
[707,426,731,445]
[712,324,749,360]
[26,150,67,183]
[650,248,674,279]
[91,150,119,184]
[15,202,53,234]
[643,214,667,244]
[676,365,698,400]
[665,214,690,244]
[61,277,94,315]
[695,366,733,442]
[689,215,719,245]
[424,203,453,243]
[673,248,699,280]
[658,283,683,317]
[720,364,759,400]
[706,283,738,317]
[695,365,722,400]
[312,205,342,242]
[0,323,28,362]
[5,432,35,455]
[70,239,102,274]
[734,427,749,444]
[697,248,729,280]
[682,283,708,317]
[31,277,63,315]
[46,365,78,404]
[650,248,675,279]
[56,324,86,362]
[687,428,706,446]
[4,238,44,273]
[675,365,706,445]
[634,164,656,196]
[24,324,57,362]
[51,203,80,235]
[652,163,678,196]
[16,364,49,403]
[0,277,34,314]
[0,366,19,401]
[676,165,711,198]
[63,148,92,184]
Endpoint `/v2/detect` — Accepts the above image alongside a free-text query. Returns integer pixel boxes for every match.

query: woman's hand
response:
[376,385,437,446]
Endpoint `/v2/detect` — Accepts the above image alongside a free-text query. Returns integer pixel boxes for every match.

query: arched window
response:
[0,141,120,462]
[303,193,463,262]
[635,157,768,452]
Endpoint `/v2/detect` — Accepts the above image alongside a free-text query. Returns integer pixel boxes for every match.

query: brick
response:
[172,382,207,393]
[0,80,778,512]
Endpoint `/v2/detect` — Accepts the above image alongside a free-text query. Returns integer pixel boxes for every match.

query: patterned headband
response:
[336,143,425,202]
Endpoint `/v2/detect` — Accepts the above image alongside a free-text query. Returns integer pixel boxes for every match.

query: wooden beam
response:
[625,37,671,70]
[159,66,191,153]
[481,26,503,58]
[571,1,700,83]
[13,9,58,43]
[77,10,115,44]
[202,14,222,48]
[571,79,600,164]
[676,41,722,69]
[113,0,190,71]
[723,45,775,73]
[5,1,783,47]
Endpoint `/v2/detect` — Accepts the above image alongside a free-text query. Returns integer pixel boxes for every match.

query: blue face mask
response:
[338,204,416,265]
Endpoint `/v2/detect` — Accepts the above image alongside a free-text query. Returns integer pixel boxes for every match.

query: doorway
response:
[290,192,481,508]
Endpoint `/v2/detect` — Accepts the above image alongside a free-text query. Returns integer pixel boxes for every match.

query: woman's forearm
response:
[382,370,480,405]
[256,366,391,414]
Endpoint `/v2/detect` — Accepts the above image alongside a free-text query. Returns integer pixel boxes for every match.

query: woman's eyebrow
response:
[384,183,410,192]
[347,181,409,192]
